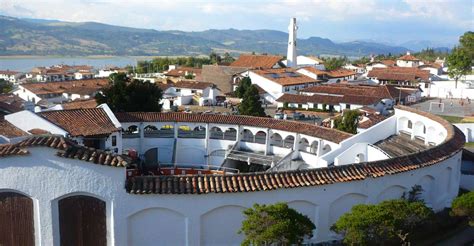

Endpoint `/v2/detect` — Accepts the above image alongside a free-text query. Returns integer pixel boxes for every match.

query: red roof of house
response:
[251,68,320,86]
[39,108,118,137]
[230,55,283,69]
[398,54,420,61]
[21,78,109,96]
[0,119,28,138]
[367,67,430,82]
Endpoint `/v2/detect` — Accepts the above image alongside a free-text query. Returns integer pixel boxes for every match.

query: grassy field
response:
[437,115,474,124]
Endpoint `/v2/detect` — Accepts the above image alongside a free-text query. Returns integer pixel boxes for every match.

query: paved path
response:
[435,226,474,246]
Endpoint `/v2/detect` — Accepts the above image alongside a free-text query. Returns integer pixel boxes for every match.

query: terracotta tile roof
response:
[326,69,356,78]
[0,119,28,138]
[21,78,109,96]
[115,112,352,143]
[300,84,393,99]
[381,60,396,66]
[251,68,319,86]
[39,108,118,137]
[125,106,464,194]
[358,114,386,129]
[299,67,355,78]
[398,54,420,61]
[61,99,98,110]
[0,136,128,167]
[277,93,383,106]
[0,70,21,76]
[230,55,283,69]
[172,80,214,90]
[165,67,202,77]
[0,93,25,113]
[367,67,430,82]
[418,63,442,69]
[300,67,328,76]
[28,128,51,135]
[200,65,248,94]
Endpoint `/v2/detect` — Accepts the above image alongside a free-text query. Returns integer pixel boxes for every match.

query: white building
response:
[0,70,23,84]
[158,81,221,110]
[4,105,122,153]
[245,68,320,103]
[13,78,109,105]
[396,52,423,68]
[0,106,463,245]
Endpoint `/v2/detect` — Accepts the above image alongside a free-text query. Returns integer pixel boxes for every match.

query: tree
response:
[451,191,474,226]
[239,203,316,245]
[95,73,163,112]
[238,85,265,117]
[331,199,433,245]
[0,79,13,93]
[235,77,252,98]
[323,56,349,70]
[209,51,221,64]
[459,31,474,65]
[402,185,424,203]
[447,47,471,89]
[222,52,235,64]
[334,109,360,134]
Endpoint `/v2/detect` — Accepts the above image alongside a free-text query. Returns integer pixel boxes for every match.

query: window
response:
[346,104,350,109]
[191,90,197,94]
[424,83,429,88]
[408,120,413,129]
[112,136,117,146]
[175,88,181,92]
[284,87,290,92]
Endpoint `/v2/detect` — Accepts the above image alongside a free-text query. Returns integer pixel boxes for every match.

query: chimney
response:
[406,51,411,55]
[286,18,297,68]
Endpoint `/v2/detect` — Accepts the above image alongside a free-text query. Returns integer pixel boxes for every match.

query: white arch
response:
[283,135,295,149]
[329,193,367,226]
[413,121,426,140]
[127,207,186,246]
[375,185,406,202]
[298,138,310,152]
[270,133,283,146]
[398,116,410,133]
[417,175,435,206]
[201,205,246,245]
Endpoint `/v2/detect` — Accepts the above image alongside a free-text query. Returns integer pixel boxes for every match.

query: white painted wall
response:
[5,110,68,136]
[0,146,461,245]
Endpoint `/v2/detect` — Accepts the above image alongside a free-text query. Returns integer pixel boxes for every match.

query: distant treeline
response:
[128,52,234,73]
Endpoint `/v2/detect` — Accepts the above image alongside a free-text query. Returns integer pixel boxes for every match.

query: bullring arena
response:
[0,105,464,245]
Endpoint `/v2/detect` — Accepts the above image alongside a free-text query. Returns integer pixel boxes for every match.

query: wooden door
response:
[0,192,35,246]
[59,195,106,246]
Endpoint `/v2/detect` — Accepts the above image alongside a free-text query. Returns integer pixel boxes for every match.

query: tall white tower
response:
[287,17,297,68]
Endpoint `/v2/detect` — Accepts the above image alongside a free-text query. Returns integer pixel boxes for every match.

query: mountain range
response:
[0,15,447,57]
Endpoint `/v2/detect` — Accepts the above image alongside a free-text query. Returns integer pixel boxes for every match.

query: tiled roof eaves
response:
[0,136,128,167]
[125,106,464,194]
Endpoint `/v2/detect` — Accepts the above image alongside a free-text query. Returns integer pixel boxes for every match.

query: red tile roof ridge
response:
[0,135,129,167]
[125,106,464,194]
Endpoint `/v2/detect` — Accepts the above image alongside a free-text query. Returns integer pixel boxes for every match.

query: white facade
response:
[0,107,463,245]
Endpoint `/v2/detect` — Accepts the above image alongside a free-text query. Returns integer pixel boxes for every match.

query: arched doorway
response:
[0,192,35,246]
[58,195,107,246]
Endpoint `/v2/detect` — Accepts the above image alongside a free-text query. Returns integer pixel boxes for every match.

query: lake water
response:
[0,56,151,72]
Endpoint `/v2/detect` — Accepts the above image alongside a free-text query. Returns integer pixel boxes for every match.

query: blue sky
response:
[0,0,472,47]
